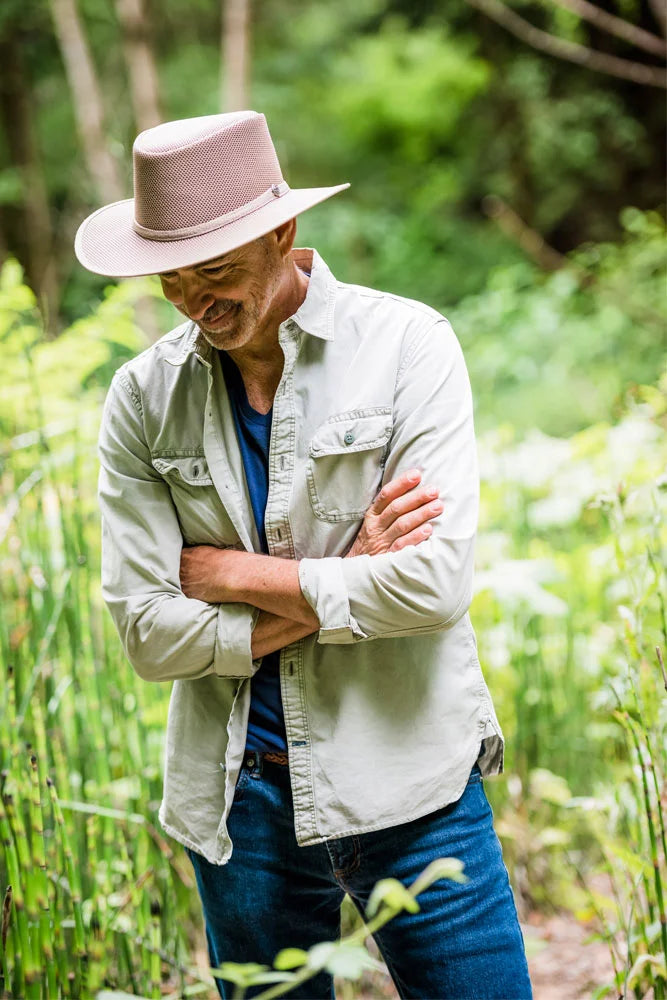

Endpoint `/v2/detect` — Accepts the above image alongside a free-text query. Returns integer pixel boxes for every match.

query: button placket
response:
[269,327,315,839]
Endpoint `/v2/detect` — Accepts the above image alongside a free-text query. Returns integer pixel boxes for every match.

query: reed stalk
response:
[0,795,32,998]
[28,753,57,998]
[46,775,86,991]
[625,712,667,978]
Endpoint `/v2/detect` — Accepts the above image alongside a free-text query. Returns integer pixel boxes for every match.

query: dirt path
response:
[341,912,618,999]
[524,911,616,999]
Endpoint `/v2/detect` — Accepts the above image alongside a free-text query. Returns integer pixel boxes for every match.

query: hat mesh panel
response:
[135,112,257,154]
[134,114,283,232]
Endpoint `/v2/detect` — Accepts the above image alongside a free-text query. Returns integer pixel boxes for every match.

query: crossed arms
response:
[179,469,444,659]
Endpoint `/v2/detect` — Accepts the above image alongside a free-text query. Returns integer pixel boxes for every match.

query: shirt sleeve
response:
[98,372,260,681]
[298,319,478,643]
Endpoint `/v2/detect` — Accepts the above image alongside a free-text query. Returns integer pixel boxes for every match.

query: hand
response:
[346,469,443,558]
[180,544,237,602]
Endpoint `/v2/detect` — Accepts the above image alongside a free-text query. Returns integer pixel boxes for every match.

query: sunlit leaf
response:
[213,962,271,985]
[322,942,385,979]
[627,952,667,985]
[408,857,467,899]
[274,947,309,970]
[365,877,420,920]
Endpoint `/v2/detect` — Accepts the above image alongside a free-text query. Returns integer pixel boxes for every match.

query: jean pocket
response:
[467,763,483,785]
[231,763,253,804]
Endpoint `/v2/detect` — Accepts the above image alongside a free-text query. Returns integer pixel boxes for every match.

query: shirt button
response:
[344,431,355,445]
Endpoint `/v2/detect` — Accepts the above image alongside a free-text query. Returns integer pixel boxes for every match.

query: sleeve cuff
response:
[213,602,262,676]
[298,557,366,644]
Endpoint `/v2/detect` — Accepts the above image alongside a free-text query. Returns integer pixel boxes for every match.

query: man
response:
[76,111,532,999]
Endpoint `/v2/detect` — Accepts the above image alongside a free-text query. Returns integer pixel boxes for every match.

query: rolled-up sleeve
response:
[298,319,478,643]
[98,373,259,682]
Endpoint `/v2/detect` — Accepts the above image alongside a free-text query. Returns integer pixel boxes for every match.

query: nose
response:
[166,274,215,321]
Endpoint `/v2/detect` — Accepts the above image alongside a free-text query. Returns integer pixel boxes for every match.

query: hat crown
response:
[133,112,284,234]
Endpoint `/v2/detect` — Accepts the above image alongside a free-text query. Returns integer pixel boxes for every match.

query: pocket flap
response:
[151,455,213,486]
[309,411,393,458]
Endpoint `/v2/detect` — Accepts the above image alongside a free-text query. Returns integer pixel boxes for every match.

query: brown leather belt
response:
[244,751,289,768]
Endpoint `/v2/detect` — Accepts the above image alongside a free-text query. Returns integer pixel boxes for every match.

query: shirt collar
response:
[165,323,212,367]
[289,247,336,342]
[167,246,336,366]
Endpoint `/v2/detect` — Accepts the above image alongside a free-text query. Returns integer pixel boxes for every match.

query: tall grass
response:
[0,428,206,997]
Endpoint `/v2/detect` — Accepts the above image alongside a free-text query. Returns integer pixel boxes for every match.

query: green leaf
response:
[627,952,667,985]
[322,942,386,979]
[273,947,309,970]
[213,962,271,985]
[365,877,420,920]
[408,857,467,899]
[591,984,615,1000]
[306,941,337,972]
[243,972,297,985]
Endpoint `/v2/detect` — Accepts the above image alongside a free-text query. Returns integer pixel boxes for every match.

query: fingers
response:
[371,468,423,516]
[389,523,435,551]
[376,487,442,533]
[383,497,444,543]
[355,468,443,559]
[373,470,441,527]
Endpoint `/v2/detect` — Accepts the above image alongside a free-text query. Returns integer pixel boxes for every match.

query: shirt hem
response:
[298,733,502,848]
[158,811,231,866]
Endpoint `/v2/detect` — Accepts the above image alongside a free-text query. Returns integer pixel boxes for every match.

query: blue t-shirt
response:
[220,351,287,752]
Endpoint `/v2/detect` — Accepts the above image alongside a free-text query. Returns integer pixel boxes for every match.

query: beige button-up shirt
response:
[98,247,504,865]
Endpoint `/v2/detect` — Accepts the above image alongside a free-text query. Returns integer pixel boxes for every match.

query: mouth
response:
[201,303,240,331]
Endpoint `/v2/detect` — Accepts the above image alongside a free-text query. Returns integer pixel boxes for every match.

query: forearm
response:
[251,610,318,659]
[191,548,319,627]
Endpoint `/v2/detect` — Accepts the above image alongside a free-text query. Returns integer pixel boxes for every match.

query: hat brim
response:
[75,183,349,278]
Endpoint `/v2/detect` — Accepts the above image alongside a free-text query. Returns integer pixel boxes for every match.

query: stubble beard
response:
[197,243,284,352]
[198,301,257,351]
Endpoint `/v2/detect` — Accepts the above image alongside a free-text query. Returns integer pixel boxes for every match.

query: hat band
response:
[132,181,291,242]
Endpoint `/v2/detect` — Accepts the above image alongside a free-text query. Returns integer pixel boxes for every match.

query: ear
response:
[273,218,297,259]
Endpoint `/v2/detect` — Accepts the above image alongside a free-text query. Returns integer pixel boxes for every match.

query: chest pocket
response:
[151,454,237,546]
[306,409,393,522]
[152,455,213,485]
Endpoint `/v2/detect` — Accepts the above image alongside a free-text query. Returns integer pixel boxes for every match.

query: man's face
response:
[158,234,284,351]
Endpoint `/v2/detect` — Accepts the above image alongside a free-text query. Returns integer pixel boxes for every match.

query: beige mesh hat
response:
[75,111,349,278]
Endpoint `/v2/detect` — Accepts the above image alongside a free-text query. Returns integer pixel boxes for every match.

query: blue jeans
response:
[186,754,532,999]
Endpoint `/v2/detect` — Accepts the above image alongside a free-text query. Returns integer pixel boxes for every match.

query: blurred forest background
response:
[0,0,666,998]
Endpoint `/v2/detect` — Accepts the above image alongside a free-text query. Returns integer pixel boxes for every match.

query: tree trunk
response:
[222,0,250,111]
[112,0,162,342]
[114,0,162,132]
[0,36,60,333]
[48,0,123,200]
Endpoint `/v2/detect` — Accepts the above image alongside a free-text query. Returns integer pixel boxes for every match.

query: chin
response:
[200,320,251,352]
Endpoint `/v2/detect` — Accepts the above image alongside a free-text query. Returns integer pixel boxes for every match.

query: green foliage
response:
[451,209,667,435]
[0,259,157,447]
[320,20,489,171]
[479,54,650,234]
